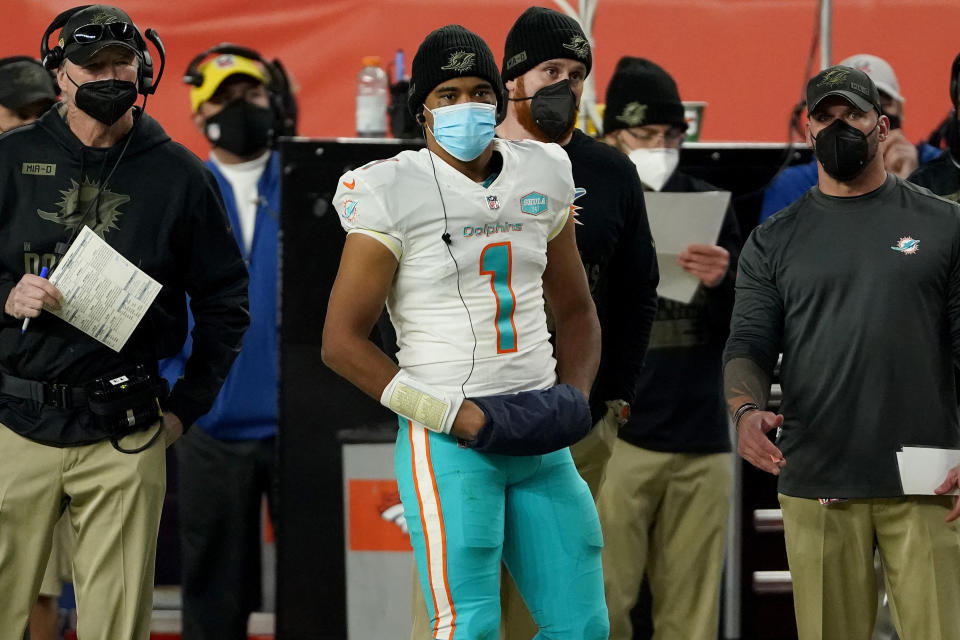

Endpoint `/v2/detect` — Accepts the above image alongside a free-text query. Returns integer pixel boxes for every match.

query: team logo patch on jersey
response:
[486,195,500,210]
[520,192,548,215]
[891,236,919,254]
[342,198,359,222]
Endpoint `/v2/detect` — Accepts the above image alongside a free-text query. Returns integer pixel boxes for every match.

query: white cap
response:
[838,54,904,103]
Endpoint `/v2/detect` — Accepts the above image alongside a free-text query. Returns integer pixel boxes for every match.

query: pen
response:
[21,265,49,334]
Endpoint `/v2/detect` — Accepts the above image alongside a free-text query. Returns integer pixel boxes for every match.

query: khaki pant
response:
[410,405,622,639]
[597,440,731,640]
[0,423,166,640]
[780,493,960,640]
[38,513,75,597]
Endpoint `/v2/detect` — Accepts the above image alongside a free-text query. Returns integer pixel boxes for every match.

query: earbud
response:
[416,113,426,125]
[442,233,451,245]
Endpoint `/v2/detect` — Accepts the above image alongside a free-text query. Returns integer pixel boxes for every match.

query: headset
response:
[39,5,164,96]
[183,43,298,137]
[0,56,60,99]
[950,51,960,110]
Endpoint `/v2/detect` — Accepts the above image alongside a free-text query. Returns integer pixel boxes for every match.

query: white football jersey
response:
[333,139,574,397]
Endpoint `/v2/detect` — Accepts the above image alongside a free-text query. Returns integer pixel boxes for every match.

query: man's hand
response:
[934,463,960,522]
[162,411,184,448]
[449,400,486,443]
[678,243,730,288]
[737,410,786,475]
[883,129,919,178]
[5,274,62,319]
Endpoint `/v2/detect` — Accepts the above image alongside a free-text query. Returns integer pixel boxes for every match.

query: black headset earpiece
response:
[138,28,165,96]
[950,51,960,110]
[40,5,92,71]
[183,43,298,136]
[38,5,163,97]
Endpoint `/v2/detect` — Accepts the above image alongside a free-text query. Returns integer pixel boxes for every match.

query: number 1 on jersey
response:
[480,242,518,353]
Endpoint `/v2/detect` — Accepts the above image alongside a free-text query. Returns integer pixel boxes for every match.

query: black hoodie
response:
[0,104,249,445]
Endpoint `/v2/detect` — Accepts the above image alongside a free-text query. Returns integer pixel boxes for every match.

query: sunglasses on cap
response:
[71,22,136,45]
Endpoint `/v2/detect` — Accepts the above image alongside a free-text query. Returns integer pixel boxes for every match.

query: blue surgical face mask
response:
[426,102,496,161]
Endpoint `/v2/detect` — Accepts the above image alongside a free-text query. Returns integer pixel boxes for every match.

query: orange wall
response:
[7,0,959,157]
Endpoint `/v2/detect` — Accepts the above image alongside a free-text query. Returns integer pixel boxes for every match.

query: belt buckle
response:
[44,383,72,409]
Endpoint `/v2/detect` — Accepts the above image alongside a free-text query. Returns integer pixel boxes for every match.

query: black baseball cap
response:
[0,58,58,110]
[59,5,140,66]
[806,64,881,114]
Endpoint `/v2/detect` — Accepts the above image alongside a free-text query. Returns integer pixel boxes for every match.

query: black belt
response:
[0,373,87,409]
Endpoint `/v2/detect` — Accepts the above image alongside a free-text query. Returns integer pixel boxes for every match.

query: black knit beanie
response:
[502,6,593,82]
[603,57,686,134]
[407,25,506,121]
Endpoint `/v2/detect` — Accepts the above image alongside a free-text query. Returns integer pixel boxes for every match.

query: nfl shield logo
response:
[486,195,500,210]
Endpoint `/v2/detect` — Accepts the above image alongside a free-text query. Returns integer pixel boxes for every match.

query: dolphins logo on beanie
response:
[407,24,506,121]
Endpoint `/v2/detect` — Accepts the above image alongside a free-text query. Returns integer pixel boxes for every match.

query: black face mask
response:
[514,79,578,142]
[203,99,275,157]
[68,73,138,126]
[812,118,878,181]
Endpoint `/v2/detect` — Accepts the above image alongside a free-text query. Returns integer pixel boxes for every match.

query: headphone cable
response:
[56,96,148,265]
[425,144,478,399]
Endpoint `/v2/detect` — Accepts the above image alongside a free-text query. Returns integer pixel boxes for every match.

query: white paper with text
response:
[644,191,730,303]
[46,225,161,352]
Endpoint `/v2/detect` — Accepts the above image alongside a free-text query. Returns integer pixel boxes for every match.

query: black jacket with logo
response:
[563,129,660,421]
[0,105,249,445]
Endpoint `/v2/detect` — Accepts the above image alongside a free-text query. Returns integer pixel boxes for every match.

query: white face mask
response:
[627,147,679,192]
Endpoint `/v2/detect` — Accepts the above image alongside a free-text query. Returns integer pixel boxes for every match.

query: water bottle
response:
[356,56,388,137]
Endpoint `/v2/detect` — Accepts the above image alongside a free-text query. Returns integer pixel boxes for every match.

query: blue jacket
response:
[758,142,941,223]
[159,152,279,440]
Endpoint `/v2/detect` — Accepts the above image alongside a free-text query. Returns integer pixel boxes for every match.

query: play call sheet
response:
[46,225,162,352]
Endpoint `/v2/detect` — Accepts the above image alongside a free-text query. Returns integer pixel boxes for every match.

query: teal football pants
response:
[395,417,608,640]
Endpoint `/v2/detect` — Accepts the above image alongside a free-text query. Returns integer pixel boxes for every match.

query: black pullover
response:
[0,105,249,445]
[564,129,659,420]
[619,170,741,454]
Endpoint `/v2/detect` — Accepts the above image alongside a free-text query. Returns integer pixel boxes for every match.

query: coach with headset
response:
[0,5,249,639]
[159,44,296,640]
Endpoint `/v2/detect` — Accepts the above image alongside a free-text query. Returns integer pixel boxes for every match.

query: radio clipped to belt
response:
[85,365,169,454]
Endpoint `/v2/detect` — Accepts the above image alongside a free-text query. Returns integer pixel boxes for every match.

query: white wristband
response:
[380,370,463,434]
